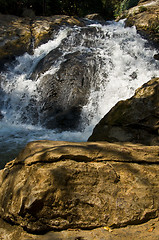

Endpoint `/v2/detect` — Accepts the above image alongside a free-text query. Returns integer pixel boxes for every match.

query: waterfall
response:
[0,19,158,167]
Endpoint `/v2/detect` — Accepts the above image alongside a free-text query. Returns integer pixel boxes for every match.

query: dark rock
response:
[31,48,63,80]
[0,111,3,120]
[88,78,159,145]
[0,140,159,233]
[34,51,93,130]
[154,53,159,60]
[0,75,5,114]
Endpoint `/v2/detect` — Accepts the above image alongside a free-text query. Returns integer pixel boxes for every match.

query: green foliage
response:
[0,0,140,19]
[0,0,103,17]
[114,0,140,18]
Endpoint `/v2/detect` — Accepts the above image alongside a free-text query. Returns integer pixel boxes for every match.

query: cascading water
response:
[0,19,158,167]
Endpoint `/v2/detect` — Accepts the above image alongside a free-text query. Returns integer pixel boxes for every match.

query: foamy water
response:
[0,19,158,167]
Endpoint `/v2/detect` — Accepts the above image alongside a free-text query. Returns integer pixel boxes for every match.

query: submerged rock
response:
[0,140,159,233]
[0,112,3,119]
[88,78,159,145]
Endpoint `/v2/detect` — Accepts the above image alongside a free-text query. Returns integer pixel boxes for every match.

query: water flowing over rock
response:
[0,14,85,70]
[88,78,159,145]
[32,50,92,130]
[0,140,159,233]
[0,14,159,165]
[122,0,159,47]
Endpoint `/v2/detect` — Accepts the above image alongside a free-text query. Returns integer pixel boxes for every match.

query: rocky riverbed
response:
[0,0,159,239]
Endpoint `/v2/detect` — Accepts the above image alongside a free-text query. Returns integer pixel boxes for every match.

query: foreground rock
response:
[88,78,159,145]
[1,217,159,240]
[0,140,159,234]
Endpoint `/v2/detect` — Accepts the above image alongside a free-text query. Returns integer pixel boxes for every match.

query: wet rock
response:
[31,15,85,49]
[0,14,86,70]
[88,78,159,145]
[0,140,159,233]
[154,53,159,60]
[0,75,5,115]
[0,14,97,131]
[122,0,159,47]
[0,111,3,120]
[34,51,93,130]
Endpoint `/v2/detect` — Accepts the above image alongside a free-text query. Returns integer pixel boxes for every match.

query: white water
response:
[0,19,159,166]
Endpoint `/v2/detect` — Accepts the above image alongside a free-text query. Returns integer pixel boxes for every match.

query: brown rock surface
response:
[0,140,159,234]
[0,14,85,69]
[123,0,159,46]
[88,78,159,145]
[1,217,159,240]
[0,14,31,67]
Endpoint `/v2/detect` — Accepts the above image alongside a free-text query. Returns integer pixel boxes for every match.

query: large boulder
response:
[0,14,85,70]
[122,0,159,47]
[0,14,31,69]
[0,140,159,233]
[88,78,159,145]
[31,15,85,49]
[30,24,99,130]
[33,50,92,130]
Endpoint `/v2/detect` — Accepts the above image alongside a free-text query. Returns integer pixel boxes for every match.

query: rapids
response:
[0,19,158,167]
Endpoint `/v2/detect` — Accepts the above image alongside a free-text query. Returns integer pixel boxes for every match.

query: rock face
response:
[0,14,31,69]
[0,14,85,70]
[85,13,105,21]
[0,140,159,233]
[123,0,159,46]
[33,50,92,130]
[88,78,159,145]
[29,24,99,130]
